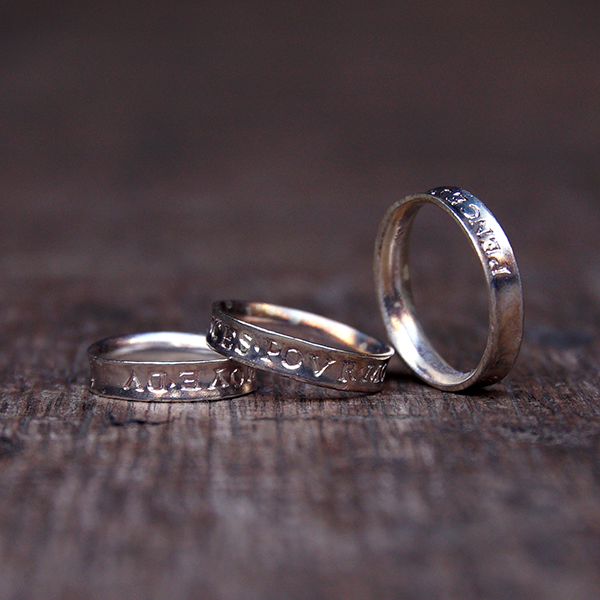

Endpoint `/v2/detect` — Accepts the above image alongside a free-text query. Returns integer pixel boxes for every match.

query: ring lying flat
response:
[207,301,394,392]
[88,331,256,401]
[374,187,523,391]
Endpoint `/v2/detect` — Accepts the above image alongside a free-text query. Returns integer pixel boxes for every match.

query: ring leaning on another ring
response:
[88,331,256,401]
[207,300,394,392]
[374,187,523,391]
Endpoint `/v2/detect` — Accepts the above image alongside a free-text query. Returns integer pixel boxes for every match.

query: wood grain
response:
[1,2,600,598]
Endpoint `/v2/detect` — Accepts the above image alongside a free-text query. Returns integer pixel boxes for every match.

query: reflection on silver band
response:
[88,331,256,401]
[374,187,523,391]
[207,301,394,393]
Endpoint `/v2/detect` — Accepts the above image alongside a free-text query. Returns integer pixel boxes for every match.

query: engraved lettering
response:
[309,355,336,377]
[235,332,254,356]
[208,368,231,390]
[209,318,223,344]
[244,369,256,386]
[230,368,245,387]
[460,203,480,222]
[370,363,387,384]
[179,370,199,391]
[261,338,281,363]
[351,363,369,382]
[359,364,375,383]
[441,191,512,279]
[447,194,468,206]
[220,325,237,351]
[442,188,468,206]
[281,347,303,370]
[488,257,512,277]
[148,372,168,392]
[339,361,358,383]
[480,236,501,254]
[357,363,383,383]
[339,362,386,385]
[123,371,144,392]
[266,339,280,356]
[472,219,493,238]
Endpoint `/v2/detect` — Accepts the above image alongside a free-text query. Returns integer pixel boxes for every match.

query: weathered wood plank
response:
[0,273,599,599]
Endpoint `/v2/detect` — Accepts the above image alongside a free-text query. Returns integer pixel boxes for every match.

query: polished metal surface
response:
[207,301,394,392]
[374,187,523,391]
[88,331,256,401]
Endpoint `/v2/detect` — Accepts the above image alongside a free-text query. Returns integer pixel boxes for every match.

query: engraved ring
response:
[374,187,523,391]
[207,301,394,392]
[88,331,257,401]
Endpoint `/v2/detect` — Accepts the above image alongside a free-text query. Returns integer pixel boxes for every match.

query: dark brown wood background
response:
[1,1,599,598]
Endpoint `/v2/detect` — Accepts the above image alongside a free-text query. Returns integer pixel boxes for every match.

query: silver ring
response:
[87,331,257,401]
[374,187,523,391]
[207,301,394,392]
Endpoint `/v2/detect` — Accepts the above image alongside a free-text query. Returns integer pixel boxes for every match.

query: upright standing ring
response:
[207,301,394,392]
[88,332,257,401]
[374,187,523,391]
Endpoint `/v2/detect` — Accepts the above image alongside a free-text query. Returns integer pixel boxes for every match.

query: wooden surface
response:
[1,2,600,598]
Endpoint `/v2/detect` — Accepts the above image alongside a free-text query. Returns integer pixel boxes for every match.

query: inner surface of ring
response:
[93,333,226,363]
[382,199,487,385]
[218,301,389,355]
[395,202,489,376]
[243,318,361,352]
[102,347,223,362]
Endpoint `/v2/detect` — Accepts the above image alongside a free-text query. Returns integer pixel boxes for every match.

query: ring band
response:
[207,301,394,392]
[374,187,523,391]
[88,331,257,401]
